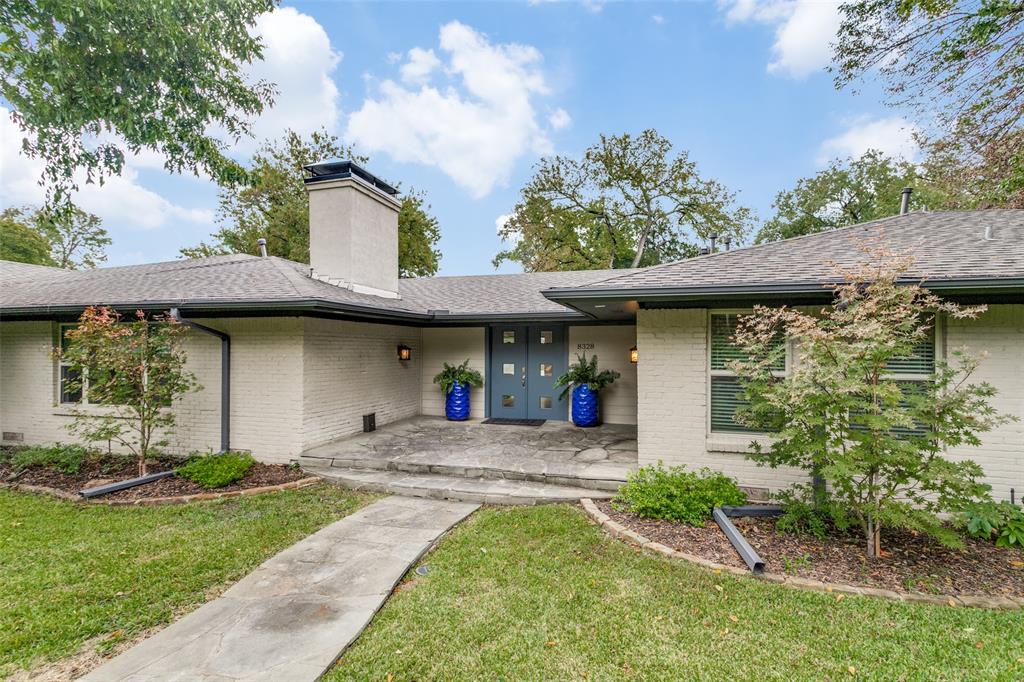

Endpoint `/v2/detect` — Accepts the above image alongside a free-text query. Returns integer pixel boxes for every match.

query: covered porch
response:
[299,415,638,504]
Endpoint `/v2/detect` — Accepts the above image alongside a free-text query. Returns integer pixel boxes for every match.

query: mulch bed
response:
[597,500,1024,599]
[0,455,308,501]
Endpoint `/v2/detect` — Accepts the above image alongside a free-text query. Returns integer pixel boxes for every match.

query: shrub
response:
[961,501,1024,549]
[730,246,1015,557]
[773,485,852,539]
[553,353,620,400]
[7,443,92,474]
[613,463,746,525]
[177,452,254,489]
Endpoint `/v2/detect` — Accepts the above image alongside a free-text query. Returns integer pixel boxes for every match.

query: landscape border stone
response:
[578,497,1024,611]
[2,476,322,506]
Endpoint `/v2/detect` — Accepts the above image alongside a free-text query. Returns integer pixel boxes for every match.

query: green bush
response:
[7,444,92,474]
[613,463,746,525]
[773,485,851,539]
[961,501,1024,549]
[177,452,255,489]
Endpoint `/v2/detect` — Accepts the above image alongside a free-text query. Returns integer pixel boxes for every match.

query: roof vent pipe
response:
[900,187,912,215]
[709,233,719,253]
[723,236,732,252]
[257,238,268,257]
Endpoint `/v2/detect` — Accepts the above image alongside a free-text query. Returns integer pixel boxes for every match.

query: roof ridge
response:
[579,213,915,289]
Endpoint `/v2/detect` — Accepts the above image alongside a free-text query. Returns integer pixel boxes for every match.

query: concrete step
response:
[305,466,616,505]
[296,455,626,492]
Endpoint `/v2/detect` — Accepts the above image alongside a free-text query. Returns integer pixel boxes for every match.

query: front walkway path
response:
[81,496,479,682]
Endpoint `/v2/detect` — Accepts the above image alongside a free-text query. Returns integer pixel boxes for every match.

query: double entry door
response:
[488,324,568,420]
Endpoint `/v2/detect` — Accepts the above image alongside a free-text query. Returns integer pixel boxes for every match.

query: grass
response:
[0,485,375,678]
[328,505,1024,682]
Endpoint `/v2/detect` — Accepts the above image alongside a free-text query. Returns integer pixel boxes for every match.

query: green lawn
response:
[0,486,375,678]
[328,505,1024,682]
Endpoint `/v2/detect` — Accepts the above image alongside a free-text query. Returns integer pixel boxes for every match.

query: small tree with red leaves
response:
[57,306,200,475]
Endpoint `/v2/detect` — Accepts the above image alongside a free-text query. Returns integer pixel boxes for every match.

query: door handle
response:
[521,365,526,387]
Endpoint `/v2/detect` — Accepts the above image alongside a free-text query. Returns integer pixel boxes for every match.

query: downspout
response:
[170,308,230,453]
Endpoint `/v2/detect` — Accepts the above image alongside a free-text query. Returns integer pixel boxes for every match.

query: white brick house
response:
[1,162,1021,500]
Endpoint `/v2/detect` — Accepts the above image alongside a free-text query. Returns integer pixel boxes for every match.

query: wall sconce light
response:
[629,346,638,364]
[397,344,412,362]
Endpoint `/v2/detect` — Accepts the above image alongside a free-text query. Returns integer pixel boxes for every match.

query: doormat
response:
[481,418,547,426]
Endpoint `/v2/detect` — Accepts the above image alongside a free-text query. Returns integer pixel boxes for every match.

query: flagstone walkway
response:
[80,496,479,682]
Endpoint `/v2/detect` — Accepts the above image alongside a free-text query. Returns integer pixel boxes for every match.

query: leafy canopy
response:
[181,129,442,278]
[0,205,110,268]
[730,243,1015,557]
[494,129,752,271]
[58,306,201,476]
[833,0,1024,179]
[0,0,276,207]
[552,354,620,401]
[755,150,943,243]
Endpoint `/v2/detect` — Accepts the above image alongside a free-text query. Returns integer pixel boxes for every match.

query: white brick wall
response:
[302,318,421,450]
[636,305,1024,497]
[420,327,487,419]
[568,325,637,425]
[945,304,1024,502]
[0,317,304,464]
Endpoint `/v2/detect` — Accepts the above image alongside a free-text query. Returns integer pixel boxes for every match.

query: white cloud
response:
[528,0,605,12]
[719,0,841,79]
[0,107,213,230]
[346,21,567,198]
[495,213,519,243]
[549,108,572,130]
[817,116,920,165]
[652,14,666,25]
[400,48,441,85]
[235,7,341,152]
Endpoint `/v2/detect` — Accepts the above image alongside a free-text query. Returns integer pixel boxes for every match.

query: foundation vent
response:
[362,413,376,433]
[3,431,24,442]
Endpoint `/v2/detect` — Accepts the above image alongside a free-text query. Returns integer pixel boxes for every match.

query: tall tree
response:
[0,208,53,265]
[494,129,752,272]
[1,0,276,207]
[921,131,1024,209]
[0,205,110,268]
[755,150,941,243]
[34,207,112,269]
[833,0,1023,165]
[181,129,441,277]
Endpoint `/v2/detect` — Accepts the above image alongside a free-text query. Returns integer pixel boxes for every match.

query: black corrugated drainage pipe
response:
[170,308,230,453]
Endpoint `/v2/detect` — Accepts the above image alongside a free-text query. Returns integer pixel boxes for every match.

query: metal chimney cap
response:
[257,238,268,257]
[302,160,399,196]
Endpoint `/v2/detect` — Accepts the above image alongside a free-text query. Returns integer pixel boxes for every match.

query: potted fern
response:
[553,354,620,428]
[433,359,484,421]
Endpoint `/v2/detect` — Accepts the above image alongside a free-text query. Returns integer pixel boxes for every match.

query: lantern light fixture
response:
[397,344,412,361]
[629,345,638,364]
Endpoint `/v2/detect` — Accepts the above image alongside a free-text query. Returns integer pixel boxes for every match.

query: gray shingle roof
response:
[0,252,636,319]
[554,210,1024,295]
[3,210,1021,321]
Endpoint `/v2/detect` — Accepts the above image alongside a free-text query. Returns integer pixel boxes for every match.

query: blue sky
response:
[0,0,920,275]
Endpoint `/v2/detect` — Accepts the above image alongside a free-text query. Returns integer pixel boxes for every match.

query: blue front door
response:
[489,324,568,420]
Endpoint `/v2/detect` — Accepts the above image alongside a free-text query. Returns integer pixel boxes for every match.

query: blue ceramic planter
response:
[445,381,471,421]
[571,384,600,427]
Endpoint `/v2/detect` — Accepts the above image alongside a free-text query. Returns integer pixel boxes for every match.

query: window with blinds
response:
[709,312,787,433]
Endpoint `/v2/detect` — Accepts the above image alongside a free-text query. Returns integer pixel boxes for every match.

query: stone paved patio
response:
[300,416,639,489]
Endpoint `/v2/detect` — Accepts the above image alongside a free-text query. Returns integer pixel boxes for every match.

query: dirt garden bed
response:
[595,500,1024,601]
[0,455,311,503]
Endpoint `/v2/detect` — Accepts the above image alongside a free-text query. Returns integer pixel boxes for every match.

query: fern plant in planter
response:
[433,359,484,421]
[554,354,620,427]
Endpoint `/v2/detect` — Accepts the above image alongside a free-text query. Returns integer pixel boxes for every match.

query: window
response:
[709,312,786,433]
[502,330,516,344]
[503,363,515,375]
[539,363,553,377]
[539,396,553,409]
[501,394,515,408]
[539,330,553,344]
[58,324,113,405]
[875,324,937,438]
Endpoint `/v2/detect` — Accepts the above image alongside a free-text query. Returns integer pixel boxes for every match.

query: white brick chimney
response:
[303,161,401,298]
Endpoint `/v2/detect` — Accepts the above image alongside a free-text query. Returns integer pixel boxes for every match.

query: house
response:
[1,162,1021,500]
